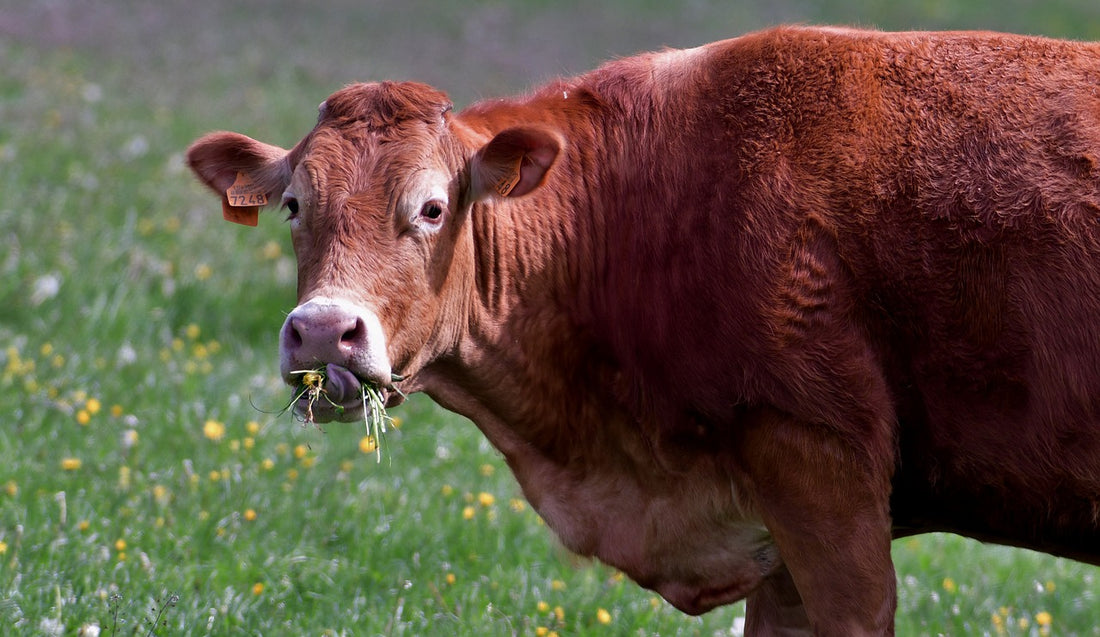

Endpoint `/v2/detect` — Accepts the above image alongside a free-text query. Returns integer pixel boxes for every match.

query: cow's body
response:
[188,26,1100,635]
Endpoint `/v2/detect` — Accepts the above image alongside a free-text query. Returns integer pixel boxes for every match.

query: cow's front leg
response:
[744,565,813,636]
[733,408,897,636]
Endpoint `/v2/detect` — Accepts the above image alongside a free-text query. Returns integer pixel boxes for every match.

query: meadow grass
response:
[2,2,1099,634]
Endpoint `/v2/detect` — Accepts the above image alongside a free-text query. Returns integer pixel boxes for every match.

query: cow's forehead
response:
[294,82,459,194]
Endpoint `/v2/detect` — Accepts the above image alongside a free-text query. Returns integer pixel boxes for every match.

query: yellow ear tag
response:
[222,172,266,226]
[492,156,523,197]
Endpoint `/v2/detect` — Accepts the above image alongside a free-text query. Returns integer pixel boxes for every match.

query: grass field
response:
[2,1,1099,634]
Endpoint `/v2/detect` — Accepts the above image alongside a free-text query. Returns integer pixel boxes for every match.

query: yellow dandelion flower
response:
[286,468,298,480]
[194,263,212,280]
[339,460,353,472]
[229,439,240,452]
[118,466,131,490]
[477,492,495,507]
[78,520,90,532]
[203,419,225,441]
[445,573,456,585]
[117,551,126,561]
[76,410,91,425]
[301,456,316,469]
[0,541,7,554]
[1044,580,1056,593]
[192,343,209,359]
[61,457,82,471]
[509,498,526,513]
[1035,611,1052,627]
[51,353,65,368]
[537,601,549,613]
[293,444,308,459]
[554,605,565,622]
[246,421,260,435]
[548,632,559,637]
[243,509,257,522]
[535,628,548,637]
[114,539,126,551]
[40,343,53,357]
[110,404,124,418]
[4,481,17,497]
[390,416,402,429]
[551,579,566,592]
[359,436,378,454]
[441,484,454,497]
[942,577,957,594]
[252,582,265,596]
[479,463,495,477]
[261,458,275,471]
[243,437,255,450]
[153,485,168,502]
[262,240,282,260]
[123,429,138,447]
[1019,617,1030,629]
[596,608,612,624]
[275,442,289,455]
[649,596,661,609]
[85,398,101,414]
[208,470,221,482]
[462,506,475,520]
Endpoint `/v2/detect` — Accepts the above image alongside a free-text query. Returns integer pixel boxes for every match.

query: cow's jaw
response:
[279,296,400,422]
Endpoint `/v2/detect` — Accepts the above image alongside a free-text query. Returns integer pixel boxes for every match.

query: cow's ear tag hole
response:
[493,157,523,197]
[222,171,265,226]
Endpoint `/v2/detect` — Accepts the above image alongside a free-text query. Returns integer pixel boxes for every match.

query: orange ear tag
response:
[222,171,267,226]
[492,156,523,197]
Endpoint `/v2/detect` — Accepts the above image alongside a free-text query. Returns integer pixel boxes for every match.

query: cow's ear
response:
[186,132,291,226]
[469,127,560,200]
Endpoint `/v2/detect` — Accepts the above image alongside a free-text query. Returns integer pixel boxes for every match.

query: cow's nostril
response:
[285,319,304,350]
[341,317,368,348]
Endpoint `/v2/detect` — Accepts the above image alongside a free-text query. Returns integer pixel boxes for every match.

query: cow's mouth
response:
[290,363,406,424]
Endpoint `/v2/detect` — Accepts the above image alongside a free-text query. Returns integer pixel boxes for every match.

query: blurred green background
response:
[1,1,1098,635]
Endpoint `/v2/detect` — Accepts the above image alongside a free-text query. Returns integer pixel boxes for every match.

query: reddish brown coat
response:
[188,26,1100,635]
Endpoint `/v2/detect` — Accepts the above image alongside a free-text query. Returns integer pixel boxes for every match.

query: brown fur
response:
[187,26,1100,635]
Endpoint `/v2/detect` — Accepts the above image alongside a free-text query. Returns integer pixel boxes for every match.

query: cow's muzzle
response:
[279,297,397,423]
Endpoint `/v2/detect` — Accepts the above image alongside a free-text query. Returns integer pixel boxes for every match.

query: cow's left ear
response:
[186,131,291,226]
[469,127,561,200]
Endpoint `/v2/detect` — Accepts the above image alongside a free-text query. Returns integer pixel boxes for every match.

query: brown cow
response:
[187,25,1100,635]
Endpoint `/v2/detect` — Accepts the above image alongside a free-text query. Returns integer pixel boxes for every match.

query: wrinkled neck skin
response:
[407,65,778,614]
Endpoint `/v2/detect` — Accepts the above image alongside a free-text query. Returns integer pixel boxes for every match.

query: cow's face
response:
[187,82,559,422]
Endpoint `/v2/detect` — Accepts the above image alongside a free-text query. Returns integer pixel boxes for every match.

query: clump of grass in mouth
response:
[289,368,396,462]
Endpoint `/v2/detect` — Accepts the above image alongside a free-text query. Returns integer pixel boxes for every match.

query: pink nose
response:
[280,302,369,372]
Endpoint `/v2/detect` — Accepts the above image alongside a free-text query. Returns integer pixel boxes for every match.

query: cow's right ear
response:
[186,132,291,226]
[468,127,561,201]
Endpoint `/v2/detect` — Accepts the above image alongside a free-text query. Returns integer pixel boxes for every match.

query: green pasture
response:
[1,1,1097,634]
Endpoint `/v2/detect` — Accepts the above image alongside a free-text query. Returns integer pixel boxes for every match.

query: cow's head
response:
[187,82,560,421]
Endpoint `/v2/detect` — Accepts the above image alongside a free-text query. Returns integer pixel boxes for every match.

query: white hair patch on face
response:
[403,168,451,231]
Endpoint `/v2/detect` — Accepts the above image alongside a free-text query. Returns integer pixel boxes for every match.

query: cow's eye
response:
[420,200,446,223]
[282,196,300,220]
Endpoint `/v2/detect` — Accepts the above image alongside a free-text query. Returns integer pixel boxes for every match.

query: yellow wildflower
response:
[551,580,566,592]
[479,463,495,476]
[596,608,612,624]
[76,410,90,426]
[0,541,7,554]
[246,421,261,435]
[441,484,454,496]
[537,601,549,613]
[194,263,212,280]
[243,509,257,522]
[462,506,475,520]
[61,457,82,471]
[85,398,101,414]
[293,444,308,459]
[110,404,124,418]
[203,419,225,441]
[252,582,265,596]
[114,539,126,551]
[359,436,378,454]
[445,573,456,585]
[535,628,548,637]
[261,458,275,471]
[1035,611,1052,627]
[4,481,16,497]
[942,577,957,594]
[477,492,495,507]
